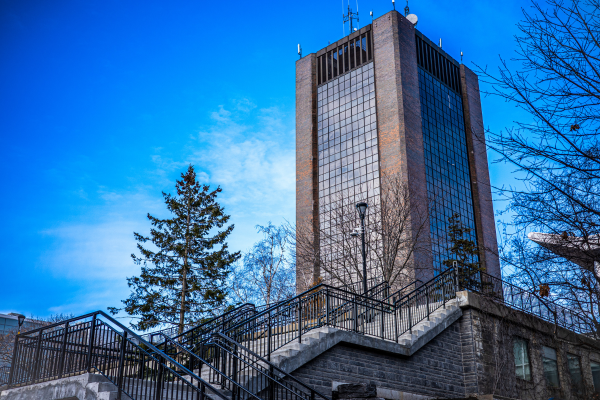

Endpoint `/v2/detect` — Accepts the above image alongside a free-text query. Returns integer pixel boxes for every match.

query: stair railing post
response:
[326,288,330,327]
[116,330,128,400]
[426,286,430,321]
[155,362,164,400]
[57,321,70,378]
[408,300,413,335]
[86,314,97,373]
[297,303,302,344]
[442,279,446,309]
[353,298,358,332]
[380,302,385,339]
[232,343,238,400]
[394,305,399,343]
[267,310,272,362]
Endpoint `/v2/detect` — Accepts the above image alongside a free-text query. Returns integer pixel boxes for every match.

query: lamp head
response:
[356,202,368,218]
[16,314,25,327]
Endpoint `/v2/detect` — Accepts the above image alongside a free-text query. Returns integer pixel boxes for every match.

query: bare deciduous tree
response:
[230,223,295,307]
[296,172,430,293]
[477,0,600,334]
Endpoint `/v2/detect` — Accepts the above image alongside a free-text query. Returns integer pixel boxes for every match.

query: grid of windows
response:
[418,67,478,273]
[317,62,380,284]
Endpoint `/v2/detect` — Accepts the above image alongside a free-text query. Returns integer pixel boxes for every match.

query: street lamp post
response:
[356,202,369,295]
[16,314,25,335]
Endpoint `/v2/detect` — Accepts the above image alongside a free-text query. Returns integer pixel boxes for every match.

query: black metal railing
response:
[144,303,258,346]
[9,266,598,399]
[0,365,10,387]
[8,311,238,400]
[459,269,598,338]
[151,331,330,400]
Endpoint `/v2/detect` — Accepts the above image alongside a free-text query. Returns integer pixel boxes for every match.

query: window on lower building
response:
[567,353,583,393]
[542,346,560,388]
[592,360,600,393]
[513,337,531,381]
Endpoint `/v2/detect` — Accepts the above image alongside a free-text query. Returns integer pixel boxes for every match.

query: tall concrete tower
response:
[296,10,499,292]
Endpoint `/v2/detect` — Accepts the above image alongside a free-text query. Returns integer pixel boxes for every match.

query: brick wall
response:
[460,66,501,280]
[458,296,600,400]
[372,11,433,283]
[290,293,600,399]
[291,324,466,399]
[296,54,319,292]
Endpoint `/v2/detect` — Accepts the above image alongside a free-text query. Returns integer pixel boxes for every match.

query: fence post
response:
[353,299,358,332]
[232,343,238,400]
[267,311,272,362]
[394,305,399,343]
[8,332,20,387]
[32,330,43,382]
[116,331,128,400]
[454,264,460,292]
[298,302,303,344]
[426,287,430,321]
[86,314,97,373]
[380,303,385,339]
[442,280,446,309]
[326,288,330,327]
[58,322,70,378]
[408,301,413,335]
[155,362,164,400]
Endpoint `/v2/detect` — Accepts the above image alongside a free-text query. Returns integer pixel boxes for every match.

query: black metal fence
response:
[8,311,231,400]
[460,269,597,338]
[0,365,9,387]
[8,267,598,400]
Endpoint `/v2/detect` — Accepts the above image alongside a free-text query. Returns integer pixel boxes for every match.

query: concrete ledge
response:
[456,290,600,350]
[0,373,115,400]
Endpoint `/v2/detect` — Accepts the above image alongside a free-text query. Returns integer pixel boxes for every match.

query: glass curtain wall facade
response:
[418,66,479,274]
[317,62,380,286]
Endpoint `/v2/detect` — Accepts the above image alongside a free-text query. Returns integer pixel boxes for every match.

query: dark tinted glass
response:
[418,67,478,274]
[317,62,379,284]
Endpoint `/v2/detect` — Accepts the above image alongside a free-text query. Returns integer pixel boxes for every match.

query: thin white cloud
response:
[38,99,295,316]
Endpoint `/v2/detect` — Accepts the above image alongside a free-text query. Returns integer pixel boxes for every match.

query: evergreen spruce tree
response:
[443,212,483,289]
[109,165,240,334]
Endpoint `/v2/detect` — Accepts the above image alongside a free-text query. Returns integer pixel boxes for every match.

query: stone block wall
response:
[291,323,466,399]
[290,292,600,400]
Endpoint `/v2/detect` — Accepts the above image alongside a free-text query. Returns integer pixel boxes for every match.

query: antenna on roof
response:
[370,10,373,23]
[343,2,359,34]
[460,50,463,62]
[342,0,345,36]
[392,0,395,11]
[439,38,442,49]
[404,0,409,16]
[298,44,302,59]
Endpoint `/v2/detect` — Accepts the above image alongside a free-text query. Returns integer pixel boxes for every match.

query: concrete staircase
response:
[199,298,462,383]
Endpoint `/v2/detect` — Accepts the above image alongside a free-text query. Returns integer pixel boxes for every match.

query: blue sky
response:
[0,0,530,320]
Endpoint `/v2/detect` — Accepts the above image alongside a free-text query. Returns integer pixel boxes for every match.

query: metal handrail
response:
[8,311,233,400]
[152,331,330,400]
[460,269,598,338]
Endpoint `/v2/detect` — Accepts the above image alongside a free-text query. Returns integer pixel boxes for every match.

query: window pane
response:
[513,338,531,381]
[542,346,560,388]
[567,354,583,393]
[592,361,600,393]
